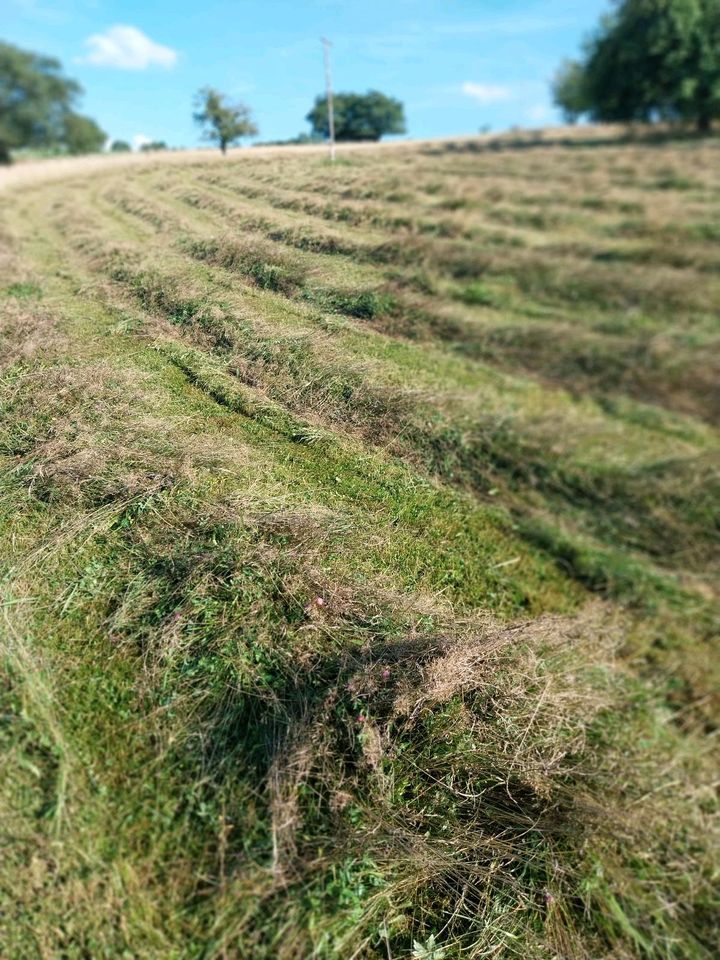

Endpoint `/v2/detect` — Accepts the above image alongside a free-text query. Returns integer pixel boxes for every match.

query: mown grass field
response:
[1,132,718,959]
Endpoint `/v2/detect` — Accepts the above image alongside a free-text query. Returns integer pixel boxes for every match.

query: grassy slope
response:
[1,135,718,959]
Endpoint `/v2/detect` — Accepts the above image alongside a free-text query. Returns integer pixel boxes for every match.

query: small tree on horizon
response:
[307,90,406,142]
[62,112,106,155]
[193,87,258,154]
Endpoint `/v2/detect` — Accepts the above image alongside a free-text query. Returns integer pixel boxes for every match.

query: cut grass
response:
[1,133,719,959]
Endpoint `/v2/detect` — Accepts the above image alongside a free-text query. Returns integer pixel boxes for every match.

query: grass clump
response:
[184,235,308,294]
[304,286,399,320]
[4,281,42,299]
[454,280,503,307]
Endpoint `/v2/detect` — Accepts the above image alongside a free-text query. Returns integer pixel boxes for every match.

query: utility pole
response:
[321,37,336,162]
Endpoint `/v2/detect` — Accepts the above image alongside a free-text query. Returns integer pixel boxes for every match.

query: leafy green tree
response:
[62,112,106,155]
[193,88,258,154]
[0,41,105,163]
[552,60,590,123]
[554,0,720,132]
[689,0,720,129]
[110,140,132,152]
[139,140,167,151]
[307,90,406,142]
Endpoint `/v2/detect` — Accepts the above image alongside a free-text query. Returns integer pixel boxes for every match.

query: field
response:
[1,132,719,959]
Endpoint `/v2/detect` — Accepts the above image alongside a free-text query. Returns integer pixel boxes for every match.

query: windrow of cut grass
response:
[198,166,720,276]
[64,173,716,446]
[39,175,720,711]
[121,161,720,422]
[53,181,720,576]
[178,163,720,320]
[1,134,719,960]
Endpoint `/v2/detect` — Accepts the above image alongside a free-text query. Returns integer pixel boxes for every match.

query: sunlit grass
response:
[1,132,718,959]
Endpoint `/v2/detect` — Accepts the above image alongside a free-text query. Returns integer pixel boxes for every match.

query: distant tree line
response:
[554,0,720,132]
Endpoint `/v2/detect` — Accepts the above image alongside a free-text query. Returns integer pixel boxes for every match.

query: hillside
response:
[1,134,718,959]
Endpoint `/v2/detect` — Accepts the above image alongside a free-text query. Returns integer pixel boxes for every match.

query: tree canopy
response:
[307,90,406,142]
[0,41,105,162]
[62,112,106,155]
[193,88,258,154]
[553,0,720,131]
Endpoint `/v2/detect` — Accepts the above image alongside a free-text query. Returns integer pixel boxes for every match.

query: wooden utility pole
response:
[321,37,336,162]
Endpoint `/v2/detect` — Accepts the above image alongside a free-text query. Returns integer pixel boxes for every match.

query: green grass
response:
[1,133,718,959]
[3,280,42,299]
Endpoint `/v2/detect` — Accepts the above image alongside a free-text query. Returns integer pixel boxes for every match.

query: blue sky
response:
[5,0,609,148]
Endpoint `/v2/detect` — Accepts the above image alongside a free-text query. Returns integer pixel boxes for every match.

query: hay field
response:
[1,133,718,959]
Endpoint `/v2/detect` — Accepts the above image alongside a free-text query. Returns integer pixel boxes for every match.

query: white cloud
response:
[132,133,152,151]
[461,82,513,105]
[527,103,552,124]
[81,25,177,70]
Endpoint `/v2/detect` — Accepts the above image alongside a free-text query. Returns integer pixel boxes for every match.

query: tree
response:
[0,41,105,163]
[690,0,720,130]
[62,112,106,155]
[553,0,720,132]
[552,60,590,123]
[139,140,167,151]
[110,140,131,152]
[307,90,406,142]
[193,88,258,154]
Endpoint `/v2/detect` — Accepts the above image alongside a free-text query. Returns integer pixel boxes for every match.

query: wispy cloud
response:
[461,82,514,105]
[80,25,178,70]
[437,15,577,37]
[350,22,427,65]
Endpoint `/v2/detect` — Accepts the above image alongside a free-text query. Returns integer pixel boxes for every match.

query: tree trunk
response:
[220,139,227,155]
[0,141,11,165]
[697,112,711,134]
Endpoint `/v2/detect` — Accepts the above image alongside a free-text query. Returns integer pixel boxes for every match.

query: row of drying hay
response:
[51,196,720,616]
